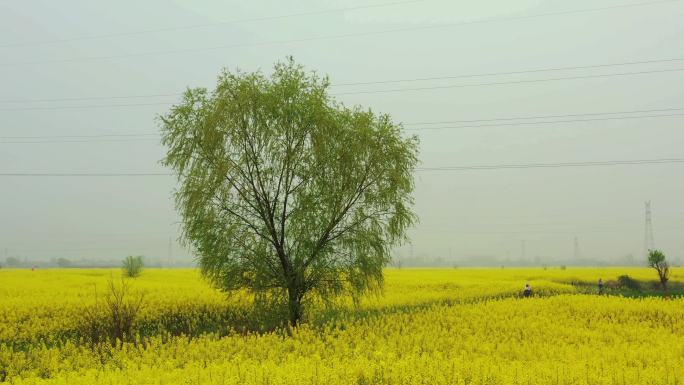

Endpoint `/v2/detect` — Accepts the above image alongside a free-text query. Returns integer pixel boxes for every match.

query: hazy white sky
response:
[1,0,682,263]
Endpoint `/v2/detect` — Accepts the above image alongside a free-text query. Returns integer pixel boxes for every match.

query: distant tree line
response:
[390,254,678,268]
[0,256,196,269]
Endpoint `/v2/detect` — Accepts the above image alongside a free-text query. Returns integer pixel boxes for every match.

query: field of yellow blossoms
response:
[1,267,682,384]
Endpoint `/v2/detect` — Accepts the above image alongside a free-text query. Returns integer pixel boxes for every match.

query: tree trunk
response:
[287,286,302,327]
[657,268,668,292]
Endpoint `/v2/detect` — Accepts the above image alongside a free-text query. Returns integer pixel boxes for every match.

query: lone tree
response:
[161,59,418,326]
[57,258,73,268]
[647,249,670,291]
[122,255,144,278]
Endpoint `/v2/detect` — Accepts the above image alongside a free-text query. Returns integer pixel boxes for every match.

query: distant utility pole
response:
[643,201,655,258]
[520,240,526,260]
[167,236,173,267]
[410,243,414,259]
[573,236,581,260]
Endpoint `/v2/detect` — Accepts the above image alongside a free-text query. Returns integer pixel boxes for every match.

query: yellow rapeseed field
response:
[1,267,682,384]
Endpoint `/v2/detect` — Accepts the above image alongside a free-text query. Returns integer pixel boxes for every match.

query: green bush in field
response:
[122,256,144,278]
[617,275,641,291]
[57,258,73,268]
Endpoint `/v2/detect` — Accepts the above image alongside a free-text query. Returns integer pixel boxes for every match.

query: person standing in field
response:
[523,283,532,297]
[598,278,604,295]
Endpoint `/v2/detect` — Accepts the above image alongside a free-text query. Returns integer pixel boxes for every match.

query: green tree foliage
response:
[56,258,73,268]
[647,249,670,291]
[160,59,419,326]
[122,256,144,278]
[5,257,20,267]
[617,275,641,291]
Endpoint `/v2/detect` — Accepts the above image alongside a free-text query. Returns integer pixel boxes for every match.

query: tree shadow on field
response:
[4,283,574,354]
[2,285,291,353]
[309,287,567,331]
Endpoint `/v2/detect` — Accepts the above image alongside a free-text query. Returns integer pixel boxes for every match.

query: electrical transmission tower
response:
[643,201,655,258]
[573,236,581,261]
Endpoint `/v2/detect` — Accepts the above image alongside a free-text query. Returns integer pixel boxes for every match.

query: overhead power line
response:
[407,112,684,131]
[333,67,684,96]
[0,138,160,144]
[0,130,159,144]
[1,57,682,104]
[3,67,682,112]
[0,93,179,104]
[418,158,684,171]
[0,172,171,177]
[403,106,684,126]
[0,0,422,48]
[2,158,683,176]
[2,107,682,143]
[0,133,158,140]
[0,102,170,111]
[0,0,677,67]
[333,57,684,87]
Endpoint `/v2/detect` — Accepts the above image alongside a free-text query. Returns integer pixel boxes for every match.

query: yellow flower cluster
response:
[1,267,682,384]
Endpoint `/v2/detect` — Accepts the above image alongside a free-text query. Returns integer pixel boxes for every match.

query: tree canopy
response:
[160,59,419,326]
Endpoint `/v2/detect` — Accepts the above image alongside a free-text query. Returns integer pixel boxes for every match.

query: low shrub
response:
[79,279,145,347]
[617,275,641,291]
